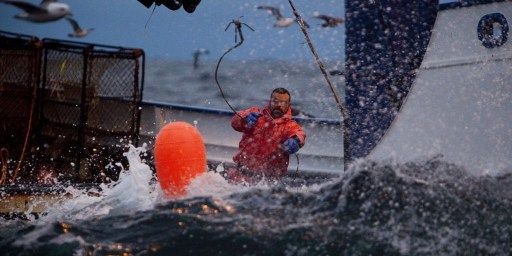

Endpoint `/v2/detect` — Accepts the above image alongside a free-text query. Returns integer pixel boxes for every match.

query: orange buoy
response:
[154,121,206,197]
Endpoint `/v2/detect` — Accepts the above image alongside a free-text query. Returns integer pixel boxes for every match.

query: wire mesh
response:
[0,32,144,184]
[0,33,40,184]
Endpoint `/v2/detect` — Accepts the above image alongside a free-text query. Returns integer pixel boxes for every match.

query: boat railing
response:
[140,100,342,125]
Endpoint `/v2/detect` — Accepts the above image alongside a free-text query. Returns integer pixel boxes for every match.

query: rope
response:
[287,0,349,171]
[214,17,254,119]
[295,154,299,175]
[11,63,39,183]
[0,148,8,185]
[144,4,158,30]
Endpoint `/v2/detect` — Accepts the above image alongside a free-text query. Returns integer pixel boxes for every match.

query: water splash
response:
[185,164,279,199]
[8,144,158,250]
[41,144,158,221]
[99,144,157,213]
[5,156,511,255]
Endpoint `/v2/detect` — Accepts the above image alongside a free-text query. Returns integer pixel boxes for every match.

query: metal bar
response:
[37,42,50,155]
[9,39,42,183]
[136,50,146,145]
[132,52,141,146]
[77,46,91,181]
[43,37,142,53]
[139,100,343,125]
[0,30,38,41]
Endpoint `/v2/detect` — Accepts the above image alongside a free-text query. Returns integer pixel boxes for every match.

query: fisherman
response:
[227,88,306,184]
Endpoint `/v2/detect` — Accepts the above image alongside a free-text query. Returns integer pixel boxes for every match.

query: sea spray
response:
[3,158,512,255]
[7,144,159,251]
[40,144,158,221]
[99,144,157,213]
[185,164,276,199]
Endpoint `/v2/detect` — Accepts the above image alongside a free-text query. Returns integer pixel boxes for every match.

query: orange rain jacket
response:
[231,105,306,178]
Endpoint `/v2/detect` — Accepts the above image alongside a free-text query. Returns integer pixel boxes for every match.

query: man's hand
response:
[245,112,261,128]
[282,137,300,154]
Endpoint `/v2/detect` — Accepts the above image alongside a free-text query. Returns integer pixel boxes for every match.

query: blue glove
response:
[245,112,261,128]
[282,137,300,154]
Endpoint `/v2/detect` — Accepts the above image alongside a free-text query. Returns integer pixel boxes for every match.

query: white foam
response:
[37,144,158,221]
[186,171,247,199]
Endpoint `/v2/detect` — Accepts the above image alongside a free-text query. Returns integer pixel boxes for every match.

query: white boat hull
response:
[369,2,512,175]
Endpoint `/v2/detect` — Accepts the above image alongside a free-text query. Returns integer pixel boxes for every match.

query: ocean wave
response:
[2,158,511,255]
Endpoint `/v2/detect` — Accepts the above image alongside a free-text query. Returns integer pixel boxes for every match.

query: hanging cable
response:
[11,43,40,183]
[287,0,349,171]
[11,83,37,183]
[144,4,158,30]
[0,148,8,185]
[295,154,299,175]
[214,17,254,118]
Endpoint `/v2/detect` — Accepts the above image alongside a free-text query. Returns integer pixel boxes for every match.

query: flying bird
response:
[257,6,309,28]
[192,48,209,69]
[0,0,71,23]
[314,14,344,28]
[65,17,93,38]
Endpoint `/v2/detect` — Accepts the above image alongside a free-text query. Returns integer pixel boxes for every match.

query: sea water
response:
[1,145,512,255]
[143,59,346,119]
[1,60,511,255]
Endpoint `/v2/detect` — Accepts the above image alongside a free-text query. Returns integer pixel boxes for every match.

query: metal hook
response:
[224,16,254,44]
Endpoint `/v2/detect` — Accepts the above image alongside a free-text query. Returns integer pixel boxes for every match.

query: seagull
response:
[257,6,309,28]
[314,14,344,28]
[0,0,71,23]
[65,17,93,38]
[192,48,209,69]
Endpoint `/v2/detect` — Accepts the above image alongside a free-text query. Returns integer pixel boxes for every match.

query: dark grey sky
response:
[0,0,345,61]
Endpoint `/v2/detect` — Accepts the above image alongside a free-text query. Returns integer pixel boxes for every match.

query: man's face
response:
[270,92,290,118]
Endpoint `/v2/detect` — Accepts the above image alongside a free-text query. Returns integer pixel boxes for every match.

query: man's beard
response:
[271,108,284,118]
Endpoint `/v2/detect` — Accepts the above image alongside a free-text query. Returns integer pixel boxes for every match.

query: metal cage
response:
[0,31,145,184]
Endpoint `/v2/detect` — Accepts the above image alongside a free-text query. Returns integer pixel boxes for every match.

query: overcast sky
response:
[0,0,345,62]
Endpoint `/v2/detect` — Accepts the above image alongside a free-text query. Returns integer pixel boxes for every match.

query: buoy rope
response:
[287,0,349,171]
[0,148,8,185]
[294,154,299,176]
[215,17,254,119]
[11,69,39,183]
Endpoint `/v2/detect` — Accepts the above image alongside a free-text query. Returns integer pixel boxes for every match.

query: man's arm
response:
[288,121,306,147]
[231,107,260,132]
[280,123,306,155]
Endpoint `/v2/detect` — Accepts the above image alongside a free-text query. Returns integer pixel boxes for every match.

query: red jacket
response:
[231,105,306,178]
